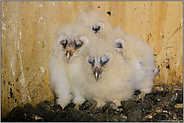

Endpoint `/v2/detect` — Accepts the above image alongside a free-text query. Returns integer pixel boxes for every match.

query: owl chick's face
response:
[76,10,112,35]
[91,22,105,34]
[114,38,126,58]
[57,36,89,62]
[87,53,113,81]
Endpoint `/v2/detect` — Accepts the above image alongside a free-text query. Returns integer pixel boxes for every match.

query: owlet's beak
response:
[66,51,73,60]
[88,55,110,81]
[93,66,102,81]
[59,37,85,61]
[65,43,75,61]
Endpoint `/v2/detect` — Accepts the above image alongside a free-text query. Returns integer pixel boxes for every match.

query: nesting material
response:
[2,85,183,122]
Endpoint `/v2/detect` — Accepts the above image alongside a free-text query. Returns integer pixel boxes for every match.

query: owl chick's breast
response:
[78,39,135,102]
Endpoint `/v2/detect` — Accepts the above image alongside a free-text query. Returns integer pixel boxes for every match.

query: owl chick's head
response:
[53,23,96,62]
[114,38,126,58]
[103,26,127,58]
[76,10,112,35]
[85,37,115,81]
[57,36,88,61]
[87,53,113,81]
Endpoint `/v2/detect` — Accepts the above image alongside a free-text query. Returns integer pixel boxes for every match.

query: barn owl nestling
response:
[104,26,158,98]
[68,37,135,108]
[76,10,112,35]
[49,10,158,110]
[49,22,98,108]
[53,23,94,62]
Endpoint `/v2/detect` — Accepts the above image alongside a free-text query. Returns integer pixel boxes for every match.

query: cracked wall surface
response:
[1,1,183,118]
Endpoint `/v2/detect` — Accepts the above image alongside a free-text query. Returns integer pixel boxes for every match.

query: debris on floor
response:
[2,85,183,122]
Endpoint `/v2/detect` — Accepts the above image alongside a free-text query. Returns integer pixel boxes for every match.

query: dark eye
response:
[100,57,109,67]
[60,39,67,48]
[75,40,83,49]
[92,26,100,33]
[115,42,123,48]
[88,58,95,67]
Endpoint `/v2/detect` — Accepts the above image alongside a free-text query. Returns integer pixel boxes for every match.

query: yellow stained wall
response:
[1,1,183,118]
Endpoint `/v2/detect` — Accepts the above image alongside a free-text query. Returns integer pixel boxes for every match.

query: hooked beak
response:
[66,51,72,60]
[94,66,101,81]
[65,44,75,61]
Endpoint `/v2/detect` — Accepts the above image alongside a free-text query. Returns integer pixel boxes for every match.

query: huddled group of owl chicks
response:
[49,10,158,109]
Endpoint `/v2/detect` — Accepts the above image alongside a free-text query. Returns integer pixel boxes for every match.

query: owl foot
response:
[102,101,121,113]
[83,100,102,113]
[74,103,80,110]
[73,96,86,110]
[113,100,121,107]
[133,91,146,101]
[86,100,97,111]
[109,101,121,111]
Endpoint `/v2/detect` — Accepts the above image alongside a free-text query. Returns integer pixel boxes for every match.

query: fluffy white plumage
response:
[76,10,112,35]
[49,22,98,108]
[104,26,158,95]
[68,37,135,107]
[50,10,158,109]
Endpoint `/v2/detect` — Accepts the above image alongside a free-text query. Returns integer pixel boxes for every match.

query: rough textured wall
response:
[1,1,183,118]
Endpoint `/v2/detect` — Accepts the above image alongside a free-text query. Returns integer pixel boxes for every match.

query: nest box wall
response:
[1,1,183,118]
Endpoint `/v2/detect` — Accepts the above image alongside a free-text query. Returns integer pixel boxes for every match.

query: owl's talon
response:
[74,104,80,110]
[133,91,146,101]
[88,101,97,111]
[138,91,146,101]
[110,102,120,111]
[132,95,139,101]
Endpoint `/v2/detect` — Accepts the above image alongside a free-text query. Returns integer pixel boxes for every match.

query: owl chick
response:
[49,22,97,108]
[67,37,135,108]
[104,26,158,99]
[76,10,112,35]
